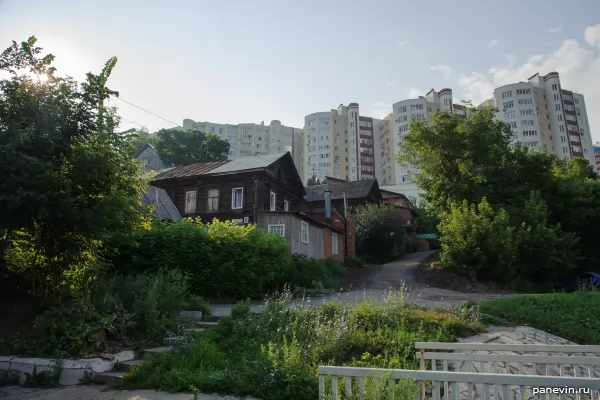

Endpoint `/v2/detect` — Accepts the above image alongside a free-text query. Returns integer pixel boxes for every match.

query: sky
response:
[1,0,599,142]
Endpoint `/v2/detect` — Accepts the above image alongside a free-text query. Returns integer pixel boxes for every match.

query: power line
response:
[112,95,180,127]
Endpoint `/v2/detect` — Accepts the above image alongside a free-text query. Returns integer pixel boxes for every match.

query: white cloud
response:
[429,64,453,79]
[548,26,563,33]
[370,102,391,119]
[398,41,409,48]
[456,24,600,141]
[488,40,500,46]
[407,88,424,98]
[585,25,600,48]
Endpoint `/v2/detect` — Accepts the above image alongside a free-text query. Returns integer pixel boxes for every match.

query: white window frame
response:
[270,191,276,211]
[332,232,338,255]
[184,190,197,214]
[301,221,309,243]
[268,224,285,237]
[207,189,219,212]
[231,187,243,210]
[284,200,289,211]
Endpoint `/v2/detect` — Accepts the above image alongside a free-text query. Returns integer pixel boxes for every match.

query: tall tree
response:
[0,37,149,294]
[306,175,321,186]
[130,127,157,154]
[153,128,229,167]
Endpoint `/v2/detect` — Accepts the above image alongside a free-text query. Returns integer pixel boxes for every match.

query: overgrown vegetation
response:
[119,288,483,399]
[3,269,209,357]
[398,105,600,286]
[478,291,600,345]
[354,203,409,262]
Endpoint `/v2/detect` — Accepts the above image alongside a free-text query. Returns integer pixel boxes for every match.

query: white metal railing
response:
[318,366,600,400]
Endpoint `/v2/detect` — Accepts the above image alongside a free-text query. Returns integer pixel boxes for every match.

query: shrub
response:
[121,288,483,399]
[128,218,290,298]
[7,269,207,357]
[284,254,345,289]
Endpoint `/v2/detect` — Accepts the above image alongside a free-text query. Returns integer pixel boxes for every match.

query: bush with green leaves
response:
[120,288,483,399]
[125,218,290,299]
[6,269,209,357]
[354,203,408,262]
[284,254,345,289]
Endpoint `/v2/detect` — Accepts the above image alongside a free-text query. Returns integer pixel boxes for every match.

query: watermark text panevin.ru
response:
[533,387,591,395]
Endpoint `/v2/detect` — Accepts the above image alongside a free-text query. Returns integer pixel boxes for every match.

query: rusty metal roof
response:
[153,160,229,180]
[207,152,287,174]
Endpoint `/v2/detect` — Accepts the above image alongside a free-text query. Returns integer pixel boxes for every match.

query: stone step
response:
[163,336,186,346]
[177,310,203,320]
[196,321,219,328]
[143,346,172,356]
[116,359,144,372]
[183,328,205,334]
[94,371,124,384]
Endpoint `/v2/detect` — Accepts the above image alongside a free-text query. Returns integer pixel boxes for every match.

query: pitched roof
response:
[207,152,288,174]
[380,189,408,200]
[304,179,378,202]
[141,186,182,221]
[152,152,289,180]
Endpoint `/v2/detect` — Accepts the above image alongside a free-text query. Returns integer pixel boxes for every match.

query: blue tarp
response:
[416,233,439,240]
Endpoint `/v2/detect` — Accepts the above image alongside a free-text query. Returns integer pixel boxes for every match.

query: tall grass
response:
[121,286,483,400]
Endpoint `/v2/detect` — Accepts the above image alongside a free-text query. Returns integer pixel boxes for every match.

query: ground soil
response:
[416,255,513,294]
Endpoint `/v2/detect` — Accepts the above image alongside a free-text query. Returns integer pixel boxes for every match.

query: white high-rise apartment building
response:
[376,89,466,198]
[302,103,381,183]
[479,71,594,165]
[182,119,303,171]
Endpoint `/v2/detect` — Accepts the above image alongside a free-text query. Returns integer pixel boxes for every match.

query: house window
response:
[284,200,289,211]
[268,224,285,237]
[184,190,197,214]
[332,232,338,255]
[270,191,276,211]
[232,187,243,209]
[207,189,219,212]
[301,221,309,243]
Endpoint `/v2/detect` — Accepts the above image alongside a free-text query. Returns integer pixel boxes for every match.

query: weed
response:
[0,369,19,386]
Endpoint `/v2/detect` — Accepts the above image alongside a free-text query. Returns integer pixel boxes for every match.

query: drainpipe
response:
[324,189,332,225]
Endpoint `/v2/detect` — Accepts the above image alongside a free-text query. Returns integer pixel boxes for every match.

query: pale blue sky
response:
[1,0,599,141]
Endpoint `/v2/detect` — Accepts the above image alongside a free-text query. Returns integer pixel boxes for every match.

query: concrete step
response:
[143,346,172,356]
[183,328,205,334]
[94,371,124,384]
[116,359,144,372]
[163,336,185,346]
[196,321,219,328]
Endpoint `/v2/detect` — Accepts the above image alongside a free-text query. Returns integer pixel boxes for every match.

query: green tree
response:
[130,127,157,154]
[0,37,149,294]
[354,203,408,261]
[306,175,321,186]
[406,197,439,234]
[153,128,229,166]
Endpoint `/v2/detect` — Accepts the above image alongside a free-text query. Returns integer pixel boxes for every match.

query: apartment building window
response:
[521,120,535,126]
[503,101,514,109]
[516,89,531,95]
[218,128,223,134]
[557,115,563,122]
[555,104,561,112]
[575,98,579,104]
[300,221,309,243]
[563,94,573,102]
[518,99,533,105]
[509,121,517,129]
[268,224,285,237]
[522,130,538,137]
[411,113,425,120]
[332,233,339,255]
[501,91,512,99]
[553,94,559,101]
[401,174,411,182]
[562,147,568,154]
[397,115,408,122]
[270,191,276,211]
[397,106,407,113]
[504,111,515,119]
[520,109,534,116]
[184,190,197,214]
[566,115,576,122]
[567,125,578,132]
[398,125,409,133]
[564,104,575,112]
[284,200,289,211]
[207,189,219,212]
[559,125,565,132]
[231,188,243,209]
[576,108,581,115]
[552,84,558,91]
[410,104,424,110]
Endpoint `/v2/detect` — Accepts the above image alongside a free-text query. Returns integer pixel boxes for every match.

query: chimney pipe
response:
[324,189,332,224]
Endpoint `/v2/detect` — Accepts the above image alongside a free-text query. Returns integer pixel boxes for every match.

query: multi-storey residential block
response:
[594,143,600,175]
[479,72,595,166]
[182,118,303,172]
[302,103,381,184]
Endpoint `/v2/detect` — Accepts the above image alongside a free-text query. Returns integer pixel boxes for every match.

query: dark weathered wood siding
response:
[257,212,324,259]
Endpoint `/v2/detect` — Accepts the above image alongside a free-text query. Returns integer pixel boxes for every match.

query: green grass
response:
[119,287,484,400]
[478,291,600,344]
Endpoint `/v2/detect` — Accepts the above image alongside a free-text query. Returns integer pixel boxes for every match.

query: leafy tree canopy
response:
[0,36,149,294]
[153,128,230,167]
[306,175,321,186]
